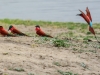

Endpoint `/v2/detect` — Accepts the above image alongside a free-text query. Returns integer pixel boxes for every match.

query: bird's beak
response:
[76,14,80,16]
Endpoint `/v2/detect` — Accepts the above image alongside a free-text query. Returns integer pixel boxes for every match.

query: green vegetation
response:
[13,68,25,72]
[79,62,90,70]
[27,73,35,75]
[53,61,61,66]
[53,39,66,47]
[0,18,100,52]
[9,67,25,72]
[58,70,78,75]
[0,18,100,28]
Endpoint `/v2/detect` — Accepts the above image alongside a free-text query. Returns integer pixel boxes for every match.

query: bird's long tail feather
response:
[89,26,95,35]
[89,26,100,43]
[94,35,100,43]
[46,34,53,38]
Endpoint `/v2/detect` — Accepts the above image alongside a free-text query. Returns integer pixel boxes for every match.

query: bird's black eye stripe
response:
[0,26,2,27]
[35,25,40,28]
[9,25,13,30]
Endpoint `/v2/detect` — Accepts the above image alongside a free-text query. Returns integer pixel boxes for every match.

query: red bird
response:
[0,26,15,37]
[77,7,95,35]
[35,25,53,38]
[77,7,100,43]
[8,25,28,36]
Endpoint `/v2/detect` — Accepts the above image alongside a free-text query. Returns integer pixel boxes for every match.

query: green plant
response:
[73,48,78,51]
[53,62,61,66]
[42,37,50,41]
[58,70,78,75]
[80,62,89,69]
[80,23,87,29]
[78,49,84,53]
[9,67,25,72]
[27,73,34,75]
[13,68,25,72]
[86,32,91,35]
[68,31,74,37]
[83,37,89,41]
[53,39,66,47]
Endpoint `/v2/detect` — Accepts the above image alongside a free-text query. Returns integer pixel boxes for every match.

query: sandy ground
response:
[0,25,100,75]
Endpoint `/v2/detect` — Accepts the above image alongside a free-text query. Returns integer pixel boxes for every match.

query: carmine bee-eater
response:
[77,7,100,43]
[35,25,53,38]
[0,26,15,37]
[8,25,28,36]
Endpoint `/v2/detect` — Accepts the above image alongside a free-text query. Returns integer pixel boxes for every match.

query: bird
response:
[35,25,53,38]
[77,7,100,43]
[8,25,28,36]
[0,26,15,37]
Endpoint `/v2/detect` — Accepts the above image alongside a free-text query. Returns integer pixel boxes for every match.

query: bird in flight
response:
[77,7,100,43]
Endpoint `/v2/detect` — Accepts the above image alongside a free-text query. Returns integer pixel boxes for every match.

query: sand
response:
[0,25,100,75]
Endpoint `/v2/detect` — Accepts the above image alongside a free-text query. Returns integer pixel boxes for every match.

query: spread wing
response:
[78,10,90,25]
[86,7,92,22]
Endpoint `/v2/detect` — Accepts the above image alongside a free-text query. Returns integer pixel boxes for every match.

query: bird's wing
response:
[86,7,92,22]
[37,30,53,38]
[79,10,90,25]
[37,30,46,36]
[13,29,26,36]
[1,29,14,36]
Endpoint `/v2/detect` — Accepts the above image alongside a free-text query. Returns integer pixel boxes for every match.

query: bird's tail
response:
[89,26,95,35]
[94,35,100,43]
[25,34,34,37]
[21,33,35,37]
[46,35,53,38]
[18,32,29,36]
[89,26,100,43]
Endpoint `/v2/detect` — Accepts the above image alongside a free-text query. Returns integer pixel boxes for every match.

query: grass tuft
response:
[58,70,78,75]
[53,39,66,47]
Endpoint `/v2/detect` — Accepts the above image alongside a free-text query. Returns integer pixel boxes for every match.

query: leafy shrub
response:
[86,32,91,35]
[53,39,66,47]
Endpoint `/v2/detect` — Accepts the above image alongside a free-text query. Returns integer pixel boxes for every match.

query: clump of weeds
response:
[58,70,78,75]
[53,39,70,48]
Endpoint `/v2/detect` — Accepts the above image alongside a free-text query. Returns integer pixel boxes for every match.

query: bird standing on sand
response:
[0,26,15,37]
[8,25,28,36]
[35,25,53,38]
[77,7,100,43]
